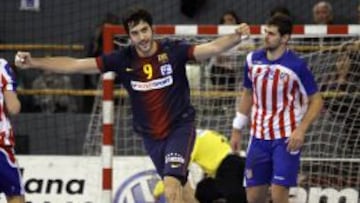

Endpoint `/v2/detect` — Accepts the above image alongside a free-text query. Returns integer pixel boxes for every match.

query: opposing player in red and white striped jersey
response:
[231,14,323,203]
[0,58,25,203]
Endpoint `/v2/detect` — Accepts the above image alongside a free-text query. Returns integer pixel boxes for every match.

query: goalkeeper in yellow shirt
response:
[153,129,247,203]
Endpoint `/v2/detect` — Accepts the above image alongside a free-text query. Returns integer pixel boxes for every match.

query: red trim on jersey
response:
[248,66,252,79]
[269,69,280,139]
[260,69,269,139]
[95,57,104,71]
[1,74,7,92]
[1,146,16,164]
[188,45,196,60]
[0,74,5,122]
[9,129,15,147]
[279,78,289,138]
[0,102,2,122]
[0,129,15,147]
[0,132,4,146]
[289,82,298,132]
[251,68,262,137]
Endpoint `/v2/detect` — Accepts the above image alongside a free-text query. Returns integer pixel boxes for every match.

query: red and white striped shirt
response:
[0,59,16,147]
[243,49,318,140]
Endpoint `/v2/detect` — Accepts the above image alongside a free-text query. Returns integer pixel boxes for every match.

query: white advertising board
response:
[0,156,358,203]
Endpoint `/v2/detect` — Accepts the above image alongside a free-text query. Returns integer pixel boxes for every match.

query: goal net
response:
[83,25,360,201]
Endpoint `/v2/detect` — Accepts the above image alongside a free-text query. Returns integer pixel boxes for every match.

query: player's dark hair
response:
[122,8,153,34]
[266,14,293,36]
[270,6,291,18]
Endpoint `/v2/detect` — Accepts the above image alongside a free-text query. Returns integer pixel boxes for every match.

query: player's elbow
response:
[7,101,21,115]
[196,43,222,60]
[310,92,324,112]
[315,92,324,108]
[4,91,21,115]
[318,95,324,109]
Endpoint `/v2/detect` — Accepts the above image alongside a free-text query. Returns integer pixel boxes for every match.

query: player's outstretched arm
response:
[193,23,250,61]
[15,51,100,74]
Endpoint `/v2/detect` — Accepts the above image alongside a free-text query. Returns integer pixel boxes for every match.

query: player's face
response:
[128,20,155,57]
[313,5,332,24]
[222,14,237,25]
[264,26,282,51]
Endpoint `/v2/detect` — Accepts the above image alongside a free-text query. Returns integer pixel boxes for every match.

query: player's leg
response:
[270,184,289,203]
[142,135,168,202]
[162,176,198,203]
[163,122,196,203]
[271,138,301,203]
[182,181,197,203]
[244,137,273,203]
[246,185,268,203]
[163,176,184,203]
[0,148,25,203]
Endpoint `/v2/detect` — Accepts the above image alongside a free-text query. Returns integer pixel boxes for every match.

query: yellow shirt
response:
[191,130,231,177]
[153,180,165,199]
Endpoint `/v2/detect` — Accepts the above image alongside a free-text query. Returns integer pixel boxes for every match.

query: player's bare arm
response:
[231,88,253,152]
[15,51,99,74]
[193,23,250,61]
[4,90,21,115]
[287,92,323,151]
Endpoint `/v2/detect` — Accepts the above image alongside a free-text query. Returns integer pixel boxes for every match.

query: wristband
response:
[232,112,248,130]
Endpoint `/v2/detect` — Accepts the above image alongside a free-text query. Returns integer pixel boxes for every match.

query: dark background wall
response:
[1,0,358,155]
[0,0,358,48]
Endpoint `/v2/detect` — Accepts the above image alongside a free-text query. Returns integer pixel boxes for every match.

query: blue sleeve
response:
[298,61,318,96]
[96,50,126,73]
[243,57,252,89]
[3,62,17,91]
[172,40,195,61]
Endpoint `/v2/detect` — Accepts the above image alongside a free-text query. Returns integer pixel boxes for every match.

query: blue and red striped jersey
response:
[243,49,318,140]
[96,39,196,139]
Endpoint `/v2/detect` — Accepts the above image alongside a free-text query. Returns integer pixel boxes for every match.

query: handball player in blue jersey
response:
[0,59,25,203]
[15,8,250,203]
[231,14,323,203]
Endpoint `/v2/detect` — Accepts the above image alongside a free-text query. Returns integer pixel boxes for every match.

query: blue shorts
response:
[244,137,300,188]
[0,147,24,197]
[142,122,195,184]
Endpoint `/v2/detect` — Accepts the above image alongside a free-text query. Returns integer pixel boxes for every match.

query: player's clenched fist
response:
[235,23,250,39]
[15,51,33,69]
